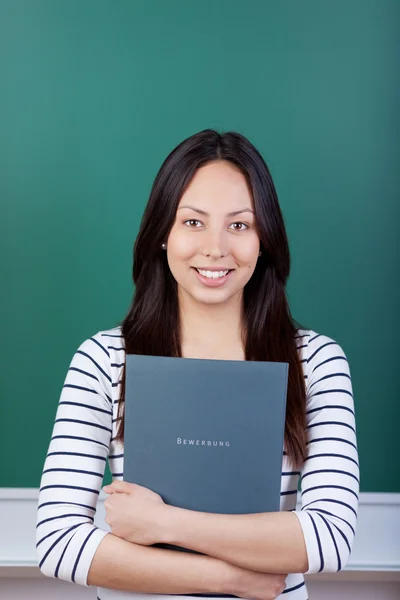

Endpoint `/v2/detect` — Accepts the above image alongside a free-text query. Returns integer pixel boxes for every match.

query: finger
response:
[103,480,136,494]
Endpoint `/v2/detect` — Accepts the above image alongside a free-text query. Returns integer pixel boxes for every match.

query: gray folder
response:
[123,354,288,599]
[123,354,288,518]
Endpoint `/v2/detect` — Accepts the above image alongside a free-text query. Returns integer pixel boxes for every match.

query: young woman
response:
[36,129,359,600]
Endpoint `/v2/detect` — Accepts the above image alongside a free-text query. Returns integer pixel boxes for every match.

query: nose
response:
[201,227,229,258]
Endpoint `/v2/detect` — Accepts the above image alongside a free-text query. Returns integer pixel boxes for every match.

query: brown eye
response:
[184,219,202,228]
[229,222,248,231]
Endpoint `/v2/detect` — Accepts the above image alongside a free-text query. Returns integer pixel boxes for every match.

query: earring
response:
[161,243,167,250]
[258,250,262,257]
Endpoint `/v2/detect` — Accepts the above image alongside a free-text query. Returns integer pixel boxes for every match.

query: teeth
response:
[197,269,229,279]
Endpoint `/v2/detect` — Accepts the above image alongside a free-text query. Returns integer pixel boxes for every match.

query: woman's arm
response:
[36,333,113,584]
[292,332,359,574]
[87,532,237,594]
[37,331,286,597]
[160,500,308,574]
[154,333,359,576]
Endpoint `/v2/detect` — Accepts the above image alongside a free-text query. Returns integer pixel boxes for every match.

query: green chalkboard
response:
[1,0,399,492]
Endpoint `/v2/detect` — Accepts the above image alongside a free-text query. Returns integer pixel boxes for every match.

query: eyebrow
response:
[177,205,255,217]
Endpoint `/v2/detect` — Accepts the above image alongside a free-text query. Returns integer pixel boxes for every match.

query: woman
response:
[36,129,359,600]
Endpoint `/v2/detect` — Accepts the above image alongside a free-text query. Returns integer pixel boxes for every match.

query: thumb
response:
[103,480,135,494]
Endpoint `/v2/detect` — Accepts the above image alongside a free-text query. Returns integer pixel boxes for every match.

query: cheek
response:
[236,238,260,267]
[168,229,197,260]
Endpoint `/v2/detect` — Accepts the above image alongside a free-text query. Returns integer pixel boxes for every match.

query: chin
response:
[190,289,237,306]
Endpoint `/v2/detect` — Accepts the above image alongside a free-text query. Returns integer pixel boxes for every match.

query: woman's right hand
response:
[227,563,288,600]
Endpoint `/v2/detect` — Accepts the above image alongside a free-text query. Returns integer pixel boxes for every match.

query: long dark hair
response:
[115,129,308,469]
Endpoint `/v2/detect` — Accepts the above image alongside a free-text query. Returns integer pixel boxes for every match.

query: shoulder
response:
[74,325,123,354]
[296,325,349,371]
[296,327,351,396]
[296,327,348,359]
[71,325,124,379]
[304,329,348,367]
[93,325,125,353]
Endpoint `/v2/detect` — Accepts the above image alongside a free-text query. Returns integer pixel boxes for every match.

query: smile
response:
[192,267,234,287]
[196,269,230,279]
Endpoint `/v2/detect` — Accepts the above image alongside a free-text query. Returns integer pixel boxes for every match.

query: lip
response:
[192,267,233,287]
[193,267,234,272]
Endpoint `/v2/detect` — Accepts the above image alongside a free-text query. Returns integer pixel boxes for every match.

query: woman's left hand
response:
[103,480,168,545]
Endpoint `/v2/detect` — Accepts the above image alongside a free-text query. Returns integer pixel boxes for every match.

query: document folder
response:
[123,355,289,599]
[123,354,288,518]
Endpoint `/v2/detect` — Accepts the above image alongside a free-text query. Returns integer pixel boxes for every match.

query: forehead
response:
[178,161,254,209]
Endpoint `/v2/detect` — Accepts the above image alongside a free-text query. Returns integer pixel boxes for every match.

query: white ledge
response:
[1,489,399,581]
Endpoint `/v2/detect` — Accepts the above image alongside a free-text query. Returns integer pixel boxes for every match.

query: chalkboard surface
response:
[1,0,398,491]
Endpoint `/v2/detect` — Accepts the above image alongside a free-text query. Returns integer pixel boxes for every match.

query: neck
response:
[178,288,246,359]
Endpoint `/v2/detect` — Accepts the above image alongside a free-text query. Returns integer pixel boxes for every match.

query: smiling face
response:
[166,160,260,308]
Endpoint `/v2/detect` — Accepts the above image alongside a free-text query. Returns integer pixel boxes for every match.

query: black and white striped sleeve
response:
[293,331,360,574]
[36,332,112,585]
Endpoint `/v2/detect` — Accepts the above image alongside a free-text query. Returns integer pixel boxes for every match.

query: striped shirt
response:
[36,326,359,600]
